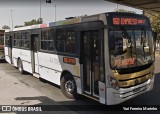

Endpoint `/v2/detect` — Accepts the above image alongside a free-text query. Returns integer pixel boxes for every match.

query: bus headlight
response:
[108,76,119,90]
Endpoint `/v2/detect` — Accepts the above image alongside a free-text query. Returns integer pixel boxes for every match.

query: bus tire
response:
[18,59,24,74]
[60,74,77,99]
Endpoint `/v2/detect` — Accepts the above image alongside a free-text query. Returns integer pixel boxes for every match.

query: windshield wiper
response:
[141,28,146,59]
[120,26,133,57]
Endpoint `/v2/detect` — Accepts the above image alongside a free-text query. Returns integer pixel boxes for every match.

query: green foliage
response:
[148,14,160,32]
[24,18,43,26]
[2,25,10,29]
[14,18,43,28]
[14,25,24,28]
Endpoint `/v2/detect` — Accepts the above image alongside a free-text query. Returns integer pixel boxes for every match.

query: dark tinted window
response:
[5,33,9,46]
[41,29,54,51]
[56,28,76,54]
[21,31,30,49]
[13,32,21,47]
[56,29,66,53]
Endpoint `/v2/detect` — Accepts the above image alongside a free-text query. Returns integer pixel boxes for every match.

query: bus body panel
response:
[12,57,18,67]
[12,48,32,73]
[38,52,80,85]
[22,60,32,73]
[104,27,114,104]
[4,47,10,63]
[34,52,39,73]
[107,75,154,105]
[38,52,61,85]
[39,64,61,85]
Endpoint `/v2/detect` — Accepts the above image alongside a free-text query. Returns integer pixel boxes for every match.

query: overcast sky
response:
[0,0,142,29]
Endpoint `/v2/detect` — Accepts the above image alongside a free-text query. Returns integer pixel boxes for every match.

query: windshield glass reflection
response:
[109,27,154,69]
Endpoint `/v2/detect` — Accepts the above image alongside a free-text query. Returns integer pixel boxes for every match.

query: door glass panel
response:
[9,36,13,63]
[92,31,100,95]
[82,30,102,96]
[34,37,38,52]
[83,32,91,92]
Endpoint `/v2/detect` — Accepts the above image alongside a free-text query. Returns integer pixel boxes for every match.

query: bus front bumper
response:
[106,75,154,105]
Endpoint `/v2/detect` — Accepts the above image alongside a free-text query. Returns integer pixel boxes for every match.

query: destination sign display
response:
[107,13,150,26]
[112,17,146,25]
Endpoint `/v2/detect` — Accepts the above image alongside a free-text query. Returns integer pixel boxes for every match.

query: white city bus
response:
[4,12,155,105]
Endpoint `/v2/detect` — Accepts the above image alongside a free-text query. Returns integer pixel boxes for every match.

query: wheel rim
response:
[65,80,75,94]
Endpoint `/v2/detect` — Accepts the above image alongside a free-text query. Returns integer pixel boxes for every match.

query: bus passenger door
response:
[8,36,13,64]
[31,34,39,73]
[81,31,104,98]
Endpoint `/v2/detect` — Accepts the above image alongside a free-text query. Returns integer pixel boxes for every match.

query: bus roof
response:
[49,17,81,27]
[5,24,48,32]
[5,12,146,32]
[48,12,145,27]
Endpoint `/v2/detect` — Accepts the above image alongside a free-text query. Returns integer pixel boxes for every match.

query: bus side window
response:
[56,29,66,53]
[56,28,76,55]
[41,29,54,51]
[66,31,76,54]
[5,33,9,46]
[13,32,21,47]
[21,31,30,49]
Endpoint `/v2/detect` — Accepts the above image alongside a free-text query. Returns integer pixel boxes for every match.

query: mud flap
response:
[99,81,105,104]
[74,77,82,94]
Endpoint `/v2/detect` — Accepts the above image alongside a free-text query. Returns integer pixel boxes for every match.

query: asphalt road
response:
[0,55,160,114]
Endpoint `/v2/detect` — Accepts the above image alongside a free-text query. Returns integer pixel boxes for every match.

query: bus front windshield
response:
[109,27,154,69]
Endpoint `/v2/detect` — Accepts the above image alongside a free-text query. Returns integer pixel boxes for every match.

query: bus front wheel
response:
[60,74,77,99]
[18,59,24,74]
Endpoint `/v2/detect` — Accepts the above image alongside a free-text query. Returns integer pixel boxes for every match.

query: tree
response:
[2,25,10,29]
[145,12,160,32]
[24,18,43,26]
[37,18,43,24]
[145,12,160,50]
[5,17,44,29]
[14,25,24,28]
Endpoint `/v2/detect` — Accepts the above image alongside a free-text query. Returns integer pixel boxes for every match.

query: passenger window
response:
[21,31,30,49]
[41,29,54,51]
[13,32,21,47]
[56,28,76,54]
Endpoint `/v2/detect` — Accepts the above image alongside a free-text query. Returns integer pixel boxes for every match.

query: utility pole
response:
[46,0,56,22]
[53,5,56,22]
[10,10,14,30]
[40,0,42,24]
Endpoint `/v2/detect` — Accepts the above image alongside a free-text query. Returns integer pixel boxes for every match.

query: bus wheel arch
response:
[17,58,24,74]
[60,71,77,99]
